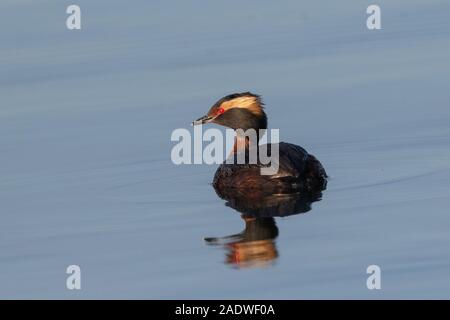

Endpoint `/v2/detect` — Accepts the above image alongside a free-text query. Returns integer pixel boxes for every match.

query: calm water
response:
[1,1,450,299]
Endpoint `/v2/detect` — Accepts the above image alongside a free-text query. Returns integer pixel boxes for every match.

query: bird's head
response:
[192,92,267,131]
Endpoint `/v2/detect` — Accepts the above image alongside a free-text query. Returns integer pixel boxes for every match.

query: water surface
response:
[1,0,450,299]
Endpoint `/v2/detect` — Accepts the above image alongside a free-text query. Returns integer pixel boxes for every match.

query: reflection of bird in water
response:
[205,189,324,268]
[192,92,327,194]
[205,217,279,268]
[215,187,323,218]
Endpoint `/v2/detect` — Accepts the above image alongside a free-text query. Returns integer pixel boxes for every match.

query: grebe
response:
[192,92,327,194]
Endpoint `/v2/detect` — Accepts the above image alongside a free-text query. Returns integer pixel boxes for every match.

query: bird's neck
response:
[232,129,265,153]
[233,135,250,153]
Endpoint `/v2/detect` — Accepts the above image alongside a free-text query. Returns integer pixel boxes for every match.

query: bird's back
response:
[213,142,327,194]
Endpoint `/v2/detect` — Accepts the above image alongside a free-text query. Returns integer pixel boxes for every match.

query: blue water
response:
[1,0,450,299]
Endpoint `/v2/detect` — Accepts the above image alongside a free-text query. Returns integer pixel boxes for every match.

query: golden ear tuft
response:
[221,95,264,117]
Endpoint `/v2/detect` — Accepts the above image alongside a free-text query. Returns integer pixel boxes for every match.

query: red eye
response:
[217,107,225,115]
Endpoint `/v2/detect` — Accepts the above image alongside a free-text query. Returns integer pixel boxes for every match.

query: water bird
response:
[192,92,327,194]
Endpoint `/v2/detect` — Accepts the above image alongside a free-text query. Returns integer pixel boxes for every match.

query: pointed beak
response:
[192,114,213,126]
